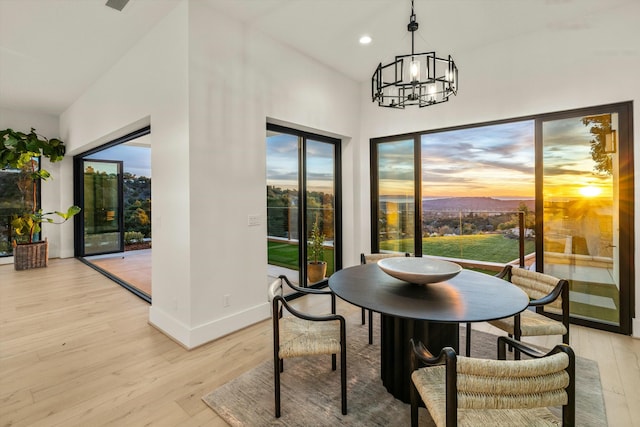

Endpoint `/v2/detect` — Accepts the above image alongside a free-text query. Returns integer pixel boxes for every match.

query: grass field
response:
[267,241,335,276]
[268,234,534,272]
[381,234,535,264]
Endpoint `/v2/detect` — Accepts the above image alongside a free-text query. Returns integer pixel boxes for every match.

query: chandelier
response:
[372,0,458,108]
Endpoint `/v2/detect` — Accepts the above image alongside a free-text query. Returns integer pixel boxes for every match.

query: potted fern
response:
[1,128,80,270]
[307,215,327,283]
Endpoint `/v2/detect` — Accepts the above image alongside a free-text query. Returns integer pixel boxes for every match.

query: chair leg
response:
[341,347,347,415]
[368,310,374,345]
[332,354,336,371]
[465,322,471,357]
[410,378,419,427]
[514,316,522,360]
[274,357,281,418]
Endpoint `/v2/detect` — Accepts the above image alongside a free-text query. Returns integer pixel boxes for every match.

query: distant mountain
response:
[421,197,534,211]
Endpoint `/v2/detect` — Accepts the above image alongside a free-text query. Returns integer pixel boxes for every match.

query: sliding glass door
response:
[373,138,416,254]
[266,124,341,286]
[370,102,633,334]
[305,139,337,279]
[538,103,633,333]
[80,159,124,256]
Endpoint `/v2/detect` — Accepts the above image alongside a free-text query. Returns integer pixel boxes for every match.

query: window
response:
[371,102,634,334]
[0,159,40,256]
[266,123,342,286]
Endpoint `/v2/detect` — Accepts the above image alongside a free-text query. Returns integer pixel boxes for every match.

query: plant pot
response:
[13,238,48,270]
[307,261,327,284]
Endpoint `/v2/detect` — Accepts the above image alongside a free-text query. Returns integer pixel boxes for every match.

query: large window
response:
[0,159,40,256]
[266,123,342,286]
[373,121,536,266]
[371,102,634,334]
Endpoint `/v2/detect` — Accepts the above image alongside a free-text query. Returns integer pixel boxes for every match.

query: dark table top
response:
[329,262,529,323]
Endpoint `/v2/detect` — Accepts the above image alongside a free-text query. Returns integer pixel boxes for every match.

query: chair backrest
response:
[268,278,283,301]
[510,267,564,310]
[268,278,285,319]
[361,252,409,264]
[455,351,571,410]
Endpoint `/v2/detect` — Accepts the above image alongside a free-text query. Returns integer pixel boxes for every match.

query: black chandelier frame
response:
[371,1,458,109]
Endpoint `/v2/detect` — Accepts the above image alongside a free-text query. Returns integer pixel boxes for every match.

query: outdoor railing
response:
[267,208,534,276]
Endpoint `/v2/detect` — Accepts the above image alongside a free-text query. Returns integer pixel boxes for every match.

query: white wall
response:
[0,108,62,264]
[60,1,191,339]
[357,2,640,336]
[183,1,360,345]
[58,0,360,348]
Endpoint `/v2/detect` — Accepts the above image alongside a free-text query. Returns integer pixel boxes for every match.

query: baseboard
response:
[149,302,270,349]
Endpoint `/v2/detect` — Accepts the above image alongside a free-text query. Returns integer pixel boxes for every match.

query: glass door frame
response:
[369,134,422,256]
[266,123,343,286]
[369,101,634,335]
[73,126,150,257]
[535,101,634,335]
[78,159,124,255]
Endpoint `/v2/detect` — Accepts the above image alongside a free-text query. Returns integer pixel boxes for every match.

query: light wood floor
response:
[1,258,639,426]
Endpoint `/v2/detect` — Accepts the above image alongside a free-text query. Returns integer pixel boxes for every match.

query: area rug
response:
[203,315,607,426]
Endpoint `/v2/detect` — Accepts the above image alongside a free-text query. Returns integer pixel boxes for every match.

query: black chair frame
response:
[410,336,576,427]
[270,275,347,417]
[466,264,570,359]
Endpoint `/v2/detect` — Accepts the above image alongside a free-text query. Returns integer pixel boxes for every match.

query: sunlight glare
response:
[579,185,602,197]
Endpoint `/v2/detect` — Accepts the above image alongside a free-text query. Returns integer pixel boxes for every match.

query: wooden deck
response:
[85,250,299,299]
[85,249,151,296]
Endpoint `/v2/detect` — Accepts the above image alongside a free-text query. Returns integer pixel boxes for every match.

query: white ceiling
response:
[0,0,636,116]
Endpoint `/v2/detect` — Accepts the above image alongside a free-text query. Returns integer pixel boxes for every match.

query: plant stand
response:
[13,238,48,270]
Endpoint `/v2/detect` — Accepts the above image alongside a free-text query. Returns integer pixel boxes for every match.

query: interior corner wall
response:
[59,2,192,339]
[358,3,640,337]
[56,0,360,348]
[184,1,360,347]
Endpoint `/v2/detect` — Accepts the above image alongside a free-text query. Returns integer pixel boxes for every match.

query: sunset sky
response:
[268,116,613,201]
[421,120,535,198]
[380,117,613,200]
[377,120,536,198]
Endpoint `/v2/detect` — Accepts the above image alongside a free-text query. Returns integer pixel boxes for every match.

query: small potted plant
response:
[1,128,81,270]
[307,215,327,283]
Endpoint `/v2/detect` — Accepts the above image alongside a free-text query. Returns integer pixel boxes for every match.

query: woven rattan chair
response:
[410,336,576,427]
[268,275,347,418]
[360,252,410,344]
[487,265,570,359]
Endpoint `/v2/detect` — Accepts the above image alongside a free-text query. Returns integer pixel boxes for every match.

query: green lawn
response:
[381,234,535,264]
[268,241,335,275]
[268,234,533,273]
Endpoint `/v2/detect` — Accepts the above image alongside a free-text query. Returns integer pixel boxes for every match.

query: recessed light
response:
[359,35,372,45]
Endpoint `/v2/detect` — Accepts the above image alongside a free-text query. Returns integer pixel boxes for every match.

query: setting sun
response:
[580,185,602,197]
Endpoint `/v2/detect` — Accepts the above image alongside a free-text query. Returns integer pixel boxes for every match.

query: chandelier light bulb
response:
[410,60,420,82]
[428,84,437,102]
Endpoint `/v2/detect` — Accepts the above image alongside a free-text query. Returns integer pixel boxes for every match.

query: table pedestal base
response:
[380,314,459,403]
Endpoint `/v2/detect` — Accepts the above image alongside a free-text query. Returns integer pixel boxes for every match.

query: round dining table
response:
[328,261,529,403]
